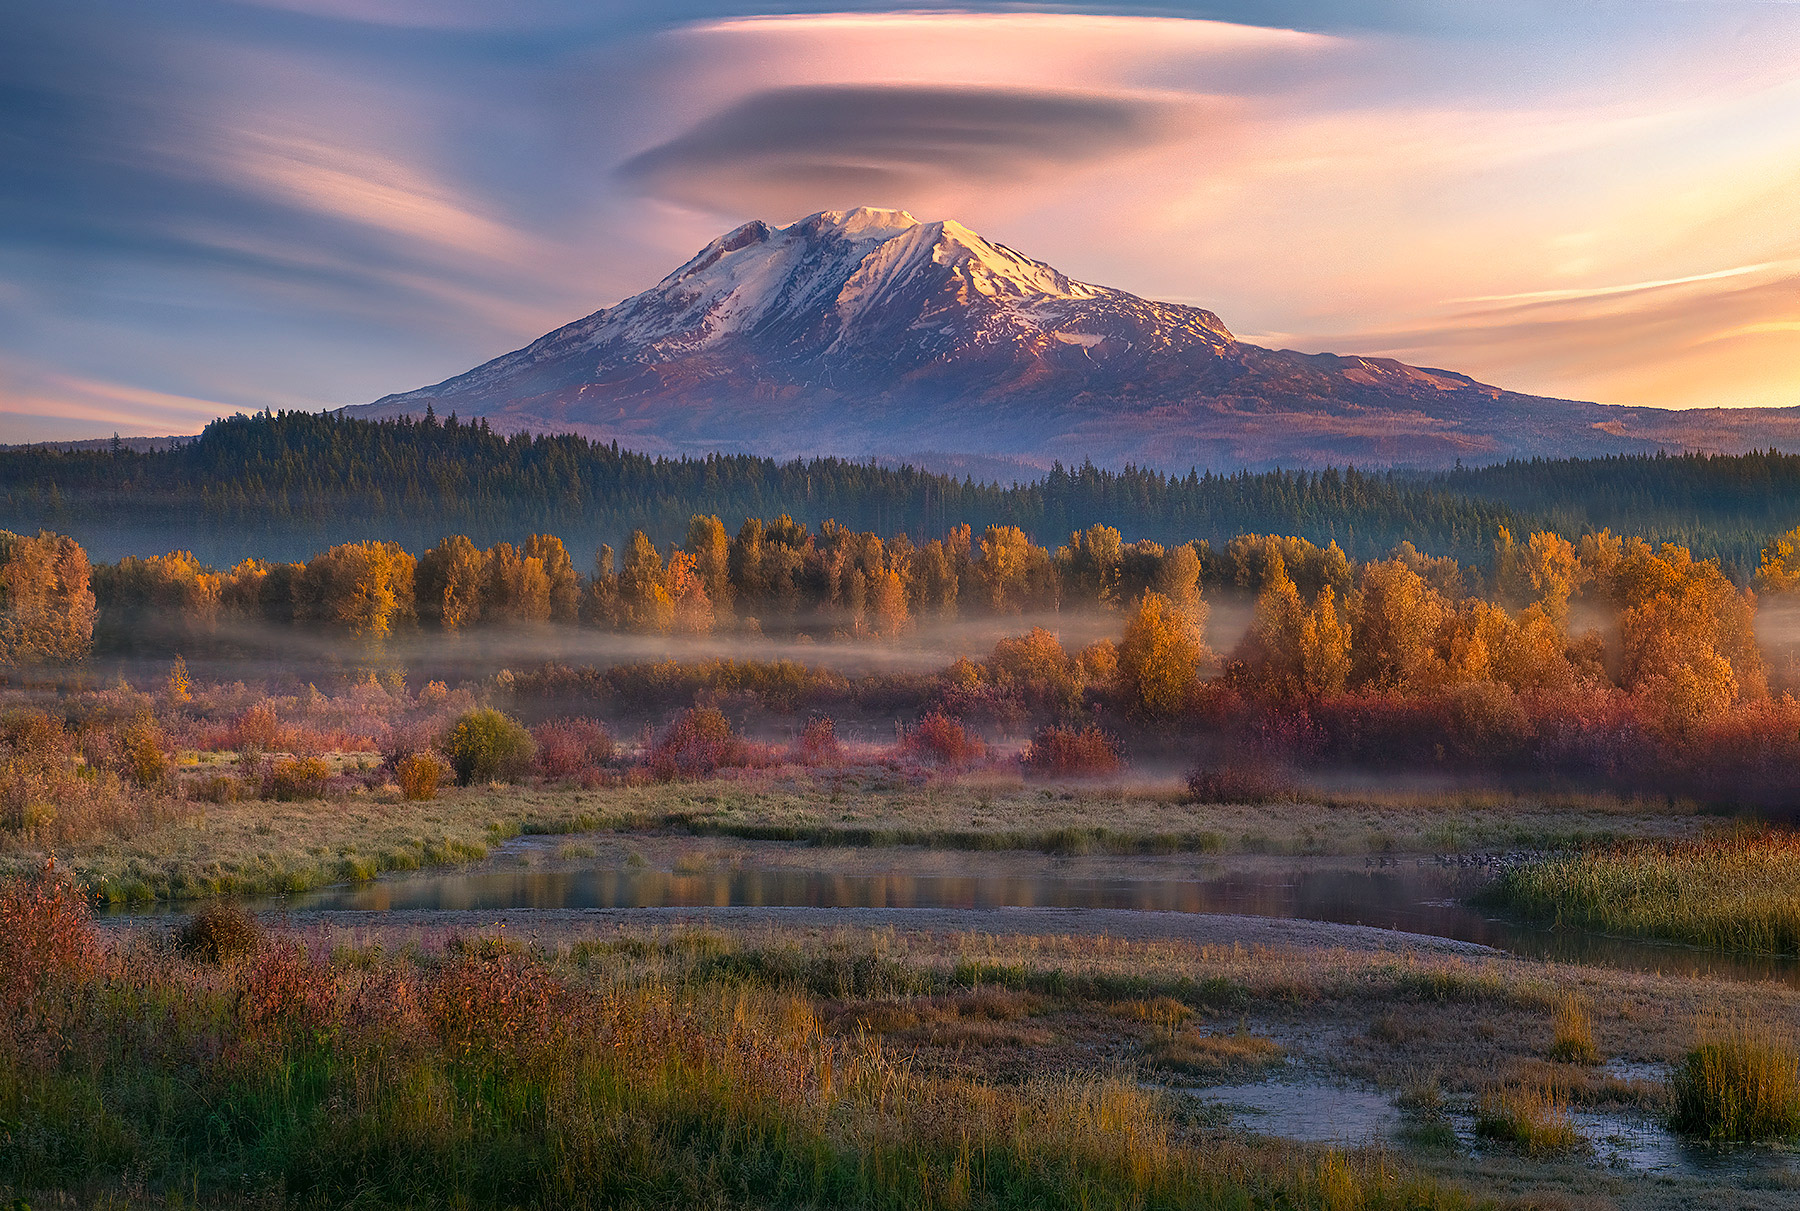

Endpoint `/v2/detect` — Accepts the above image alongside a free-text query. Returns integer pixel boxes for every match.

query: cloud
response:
[618,84,1190,215]
[0,356,238,440]
[1308,264,1800,409]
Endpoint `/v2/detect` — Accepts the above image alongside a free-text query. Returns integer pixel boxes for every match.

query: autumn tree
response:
[1232,553,1307,699]
[1117,591,1208,717]
[584,544,622,627]
[1299,585,1351,696]
[0,530,95,665]
[523,534,581,622]
[482,543,552,625]
[1755,526,1800,594]
[620,530,674,633]
[989,626,1080,711]
[1056,525,1123,607]
[1495,528,1580,628]
[975,525,1052,614]
[415,535,487,631]
[1155,543,1206,622]
[299,541,416,639]
[1610,542,1765,727]
[1346,559,1449,691]
[866,567,909,638]
[910,538,960,619]
[665,550,715,635]
[685,515,732,620]
[92,550,222,649]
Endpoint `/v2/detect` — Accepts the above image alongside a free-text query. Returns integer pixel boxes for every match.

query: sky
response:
[2,0,1798,443]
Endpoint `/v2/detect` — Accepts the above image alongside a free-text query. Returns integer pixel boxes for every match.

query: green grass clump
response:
[1671,1028,1800,1141]
[1474,1085,1585,1156]
[1492,832,1800,954]
[1547,994,1601,1065]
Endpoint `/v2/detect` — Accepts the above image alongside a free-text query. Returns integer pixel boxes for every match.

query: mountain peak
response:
[810,206,920,240]
[357,207,1731,471]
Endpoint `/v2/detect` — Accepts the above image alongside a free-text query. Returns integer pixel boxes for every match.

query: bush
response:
[176,903,262,963]
[1185,762,1298,805]
[1021,724,1122,777]
[901,712,985,768]
[532,718,615,779]
[230,700,287,753]
[188,774,245,804]
[1671,1029,1800,1140]
[396,752,445,801]
[443,709,536,786]
[646,707,747,781]
[267,756,331,801]
[122,718,172,790]
[793,716,842,765]
[0,859,99,1021]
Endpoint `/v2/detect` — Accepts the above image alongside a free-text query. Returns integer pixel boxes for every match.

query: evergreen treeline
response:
[1435,450,1800,577]
[0,412,1520,566]
[7,413,1798,576]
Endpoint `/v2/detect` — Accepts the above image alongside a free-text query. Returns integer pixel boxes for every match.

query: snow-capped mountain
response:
[350,207,1800,469]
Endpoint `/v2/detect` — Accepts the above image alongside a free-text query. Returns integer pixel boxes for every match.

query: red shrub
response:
[230,699,288,753]
[532,718,616,779]
[645,707,748,781]
[0,859,100,1021]
[1186,762,1298,805]
[1021,724,1123,777]
[237,940,342,1040]
[792,716,843,766]
[425,951,561,1072]
[902,711,986,768]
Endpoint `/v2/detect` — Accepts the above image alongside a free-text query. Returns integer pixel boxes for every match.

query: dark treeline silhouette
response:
[1436,450,1800,577]
[0,411,1522,566]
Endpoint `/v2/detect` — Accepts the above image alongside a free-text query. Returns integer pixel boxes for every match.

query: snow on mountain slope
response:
[349,208,1800,470]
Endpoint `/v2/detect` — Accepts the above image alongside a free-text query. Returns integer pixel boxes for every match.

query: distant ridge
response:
[345,206,1800,470]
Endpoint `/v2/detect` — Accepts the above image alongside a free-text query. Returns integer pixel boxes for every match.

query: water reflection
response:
[212,859,1800,986]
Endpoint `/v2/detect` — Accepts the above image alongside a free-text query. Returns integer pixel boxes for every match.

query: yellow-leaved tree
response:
[1117,591,1208,717]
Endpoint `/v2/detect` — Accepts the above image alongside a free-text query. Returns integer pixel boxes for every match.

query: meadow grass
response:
[1670,1027,1800,1141]
[1492,831,1800,955]
[0,869,1480,1211]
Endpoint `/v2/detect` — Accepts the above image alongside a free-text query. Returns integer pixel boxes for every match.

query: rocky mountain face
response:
[348,207,1800,470]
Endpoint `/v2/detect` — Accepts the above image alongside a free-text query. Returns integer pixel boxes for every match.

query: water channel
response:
[140,841,1800,987]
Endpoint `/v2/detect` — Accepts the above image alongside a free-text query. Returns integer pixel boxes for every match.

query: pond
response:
[148,844,1800,986]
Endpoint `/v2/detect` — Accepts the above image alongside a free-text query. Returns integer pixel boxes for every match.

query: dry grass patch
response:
[1150,1025,1285,1078]
[1548,994,1601,1065]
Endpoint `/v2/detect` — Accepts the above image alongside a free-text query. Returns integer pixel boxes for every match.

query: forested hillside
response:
[4,413,1797,576]
[0,412,1519,567]
[1435,451,1800,576]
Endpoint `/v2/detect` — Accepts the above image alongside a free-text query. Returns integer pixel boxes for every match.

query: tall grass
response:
[0,869,1475,1210]
[1474,1085,1584,1157]
[1670,1027,1800,1141]
[1491,832,1800,955]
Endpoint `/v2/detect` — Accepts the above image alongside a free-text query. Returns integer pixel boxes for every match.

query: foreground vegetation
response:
[9,859,1800,1209]
[3,866,1475,1211]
